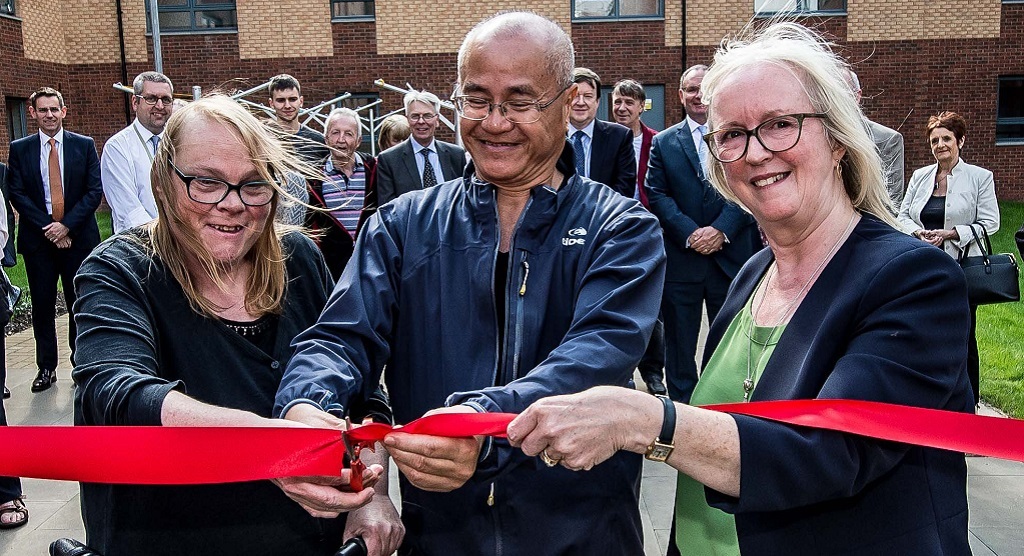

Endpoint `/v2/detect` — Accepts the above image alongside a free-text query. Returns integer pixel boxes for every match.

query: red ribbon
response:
[1,401,1021,485]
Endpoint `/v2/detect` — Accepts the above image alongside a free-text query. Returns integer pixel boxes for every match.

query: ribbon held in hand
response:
[1,401,1023,485]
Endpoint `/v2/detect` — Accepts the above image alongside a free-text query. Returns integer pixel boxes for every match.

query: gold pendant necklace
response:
[744,212,859,401]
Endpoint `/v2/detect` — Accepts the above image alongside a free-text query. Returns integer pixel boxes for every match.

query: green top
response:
[674,289,785,555]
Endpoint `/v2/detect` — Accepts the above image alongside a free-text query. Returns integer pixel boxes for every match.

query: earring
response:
[835,160,843,181]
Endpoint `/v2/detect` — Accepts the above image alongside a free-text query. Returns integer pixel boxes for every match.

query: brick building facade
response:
[3,0,1024,200]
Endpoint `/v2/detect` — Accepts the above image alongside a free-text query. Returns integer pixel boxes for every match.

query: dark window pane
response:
[1,0,15,16]
[158,10,192,30]
[998,79,1024,119]
[619,0,659,16]
[157,0,189,6]
[194,9,236,28]
[996,123,1024,141]
[575,0,614,17]
[194,0,234,6]
[816,0,846,10]
[332,0,374,17]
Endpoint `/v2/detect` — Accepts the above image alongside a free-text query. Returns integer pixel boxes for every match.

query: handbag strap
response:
[969,223,994,256]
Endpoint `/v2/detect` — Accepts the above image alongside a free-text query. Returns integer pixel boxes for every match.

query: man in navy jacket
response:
[275,12,665,554]
[7,88,102,392]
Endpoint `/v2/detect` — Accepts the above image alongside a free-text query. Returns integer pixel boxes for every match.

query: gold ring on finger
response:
[540,448,561,467]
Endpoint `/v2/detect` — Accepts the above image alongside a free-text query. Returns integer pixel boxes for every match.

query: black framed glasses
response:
[704,113,827,163]
[451,84,571,124]
[167,157,276,207]
[135,94,174,107]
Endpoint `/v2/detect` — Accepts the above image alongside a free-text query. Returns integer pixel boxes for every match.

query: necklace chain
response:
[743,212,859,401]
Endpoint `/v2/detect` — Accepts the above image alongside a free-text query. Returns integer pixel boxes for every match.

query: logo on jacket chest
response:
[562,227,587,246]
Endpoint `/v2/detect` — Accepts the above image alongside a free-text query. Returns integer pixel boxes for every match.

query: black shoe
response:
[645,379,668,396]
[31,368,57,393]
[3,386,9,399]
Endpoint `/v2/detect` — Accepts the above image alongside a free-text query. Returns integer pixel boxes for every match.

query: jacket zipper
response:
[511,254,529,380]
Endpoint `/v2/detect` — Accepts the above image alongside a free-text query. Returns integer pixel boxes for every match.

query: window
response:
[6,98,27,142]
[332,0,373,19]
[146,0,237,33]
[1,0,15,17]
[573,0,662,20]
[754,0,846,15]
[997,77,1024,144]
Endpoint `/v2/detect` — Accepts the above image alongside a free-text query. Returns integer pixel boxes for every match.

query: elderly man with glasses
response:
[275,11,665,555]
[101,71,175,233]
[373,90,466,206]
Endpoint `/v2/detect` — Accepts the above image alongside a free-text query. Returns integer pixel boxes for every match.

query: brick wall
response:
[19,0,66,63]
[238,0,332,59]
[64,0,123,64]
[375,0,572,55]
[3,1,1024,200]
[848,0,1001,41]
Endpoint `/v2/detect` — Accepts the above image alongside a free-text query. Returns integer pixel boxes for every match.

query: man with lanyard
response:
[101,71,174,233]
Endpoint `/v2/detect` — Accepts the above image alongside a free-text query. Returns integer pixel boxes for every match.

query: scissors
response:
[342,417,368,492]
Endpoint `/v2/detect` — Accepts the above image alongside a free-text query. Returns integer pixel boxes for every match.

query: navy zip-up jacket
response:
[275,145,666,555]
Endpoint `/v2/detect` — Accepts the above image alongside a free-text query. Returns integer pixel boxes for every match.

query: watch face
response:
[646,442,674,462]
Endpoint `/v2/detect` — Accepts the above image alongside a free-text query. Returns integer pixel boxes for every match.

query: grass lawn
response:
[976,201,1024,418]
[5,211,113,312]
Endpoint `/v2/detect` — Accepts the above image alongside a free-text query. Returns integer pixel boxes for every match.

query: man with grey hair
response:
[305,107,378,279]
[374,89,465,205]
[275,10,664,554]
[101,71,174,232]
[847,69,906,206]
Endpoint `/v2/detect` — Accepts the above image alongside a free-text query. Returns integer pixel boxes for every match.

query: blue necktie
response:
[150,135,161,156]
[697,124,708,169]
[572,130,587,178]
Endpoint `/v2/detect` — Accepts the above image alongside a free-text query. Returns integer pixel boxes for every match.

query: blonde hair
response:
[150,95,304,318]
[377,113,411,152]
[701,22,897,227]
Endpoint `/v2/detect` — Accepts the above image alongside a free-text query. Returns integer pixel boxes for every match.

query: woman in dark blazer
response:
[508,22,972,556]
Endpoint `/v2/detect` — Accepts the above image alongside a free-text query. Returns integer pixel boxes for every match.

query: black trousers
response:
[661,265,731,404]
[0,316,21,503]
[968,304,979,406]
[22,243,91,371]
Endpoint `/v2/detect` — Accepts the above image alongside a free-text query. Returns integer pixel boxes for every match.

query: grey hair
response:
[133,71,174,95]
[457,11,574,90]
[324,107,362,133]
[680,64,709,89]
[403,90,441,114]
[701,22,897,226]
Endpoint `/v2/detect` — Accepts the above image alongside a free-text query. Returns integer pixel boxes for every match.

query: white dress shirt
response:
[38,129,65,216]
[101,119,160,233]
[413,139,446,186]
[568,119,596,178]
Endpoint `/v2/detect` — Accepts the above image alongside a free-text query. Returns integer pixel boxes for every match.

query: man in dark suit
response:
[611,78,665,395]
[7,88,103,393]
[568,68,635,197]
[646,66,761,404]
[375,90,465,205]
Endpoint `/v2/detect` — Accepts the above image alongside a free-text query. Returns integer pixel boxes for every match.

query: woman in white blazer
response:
[898,111,999,407]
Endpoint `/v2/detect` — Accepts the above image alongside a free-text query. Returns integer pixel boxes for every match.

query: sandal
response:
[0,497,28,529]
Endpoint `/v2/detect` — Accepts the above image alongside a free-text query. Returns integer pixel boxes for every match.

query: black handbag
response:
[0,267,20,324]
[958,224,1020,305]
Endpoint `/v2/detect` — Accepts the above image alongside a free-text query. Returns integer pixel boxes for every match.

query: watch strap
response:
[656,395,676,444]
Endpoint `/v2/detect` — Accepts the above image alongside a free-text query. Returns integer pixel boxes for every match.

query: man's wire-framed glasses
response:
[135,94,174,107]
[167,157,276,207]
[451,84,572,124]
[703,113,827,163]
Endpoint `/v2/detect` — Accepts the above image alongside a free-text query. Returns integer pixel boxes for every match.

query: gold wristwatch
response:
[645,395,676,462]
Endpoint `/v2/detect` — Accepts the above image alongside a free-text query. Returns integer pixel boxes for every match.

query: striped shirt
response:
[322,156,366,238]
